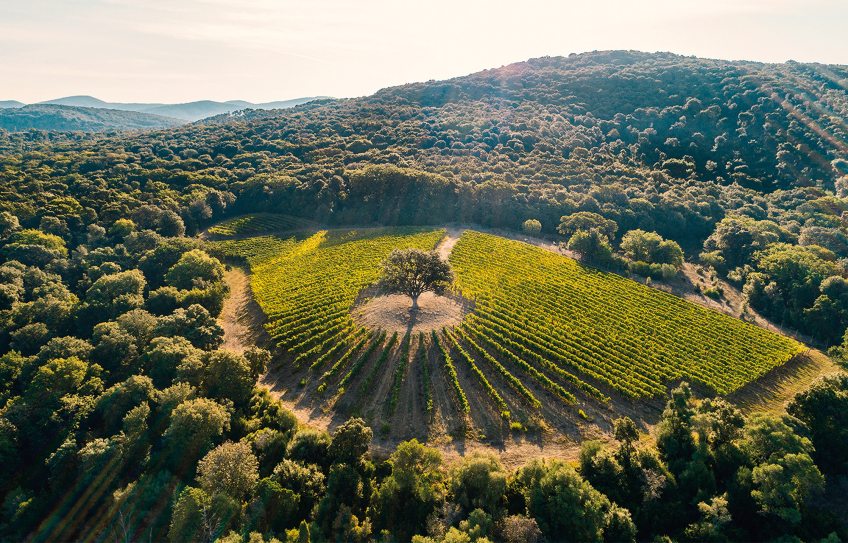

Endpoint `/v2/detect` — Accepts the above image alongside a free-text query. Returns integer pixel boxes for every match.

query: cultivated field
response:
[450,231,803,398]
[212,220,806,445]
[207,212,314,237]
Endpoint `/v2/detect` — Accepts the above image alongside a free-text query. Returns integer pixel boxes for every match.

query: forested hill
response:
[200,50,848,193]
[2,50,848,341]
[0,104,188,132]
[1,50,848,542]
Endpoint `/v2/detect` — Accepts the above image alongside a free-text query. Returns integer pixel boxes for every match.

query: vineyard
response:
[449,231,804,398]
[207,213,314,237]
[214,226,445,356]
[214,226,804,441]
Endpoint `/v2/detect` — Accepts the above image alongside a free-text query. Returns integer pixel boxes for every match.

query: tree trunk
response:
[411,295,419,310]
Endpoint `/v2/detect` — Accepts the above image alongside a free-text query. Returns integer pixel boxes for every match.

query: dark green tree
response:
[161,398,230,474]
[164,249,225,290]
[568,228,613,261]
[328,417,373,466]
[448,450,508,517]
[378,248,454,310]
[787,372,848,475]
[371,438,444,541]
[558,212,618,240]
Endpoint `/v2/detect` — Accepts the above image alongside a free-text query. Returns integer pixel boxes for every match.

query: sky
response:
[1,0,847,104]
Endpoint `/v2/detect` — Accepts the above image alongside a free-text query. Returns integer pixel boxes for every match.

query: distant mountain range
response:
[0,104,187,133]
[1,96,330,121]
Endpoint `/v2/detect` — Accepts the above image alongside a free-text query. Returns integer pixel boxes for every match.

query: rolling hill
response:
[36,95,332,121]
[0,104,187,132]
[3,51,848,342]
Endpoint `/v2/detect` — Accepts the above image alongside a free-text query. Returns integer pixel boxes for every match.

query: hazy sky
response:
[2,0,847,104]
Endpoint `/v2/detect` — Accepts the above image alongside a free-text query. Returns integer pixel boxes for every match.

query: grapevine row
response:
[466,325,576,405]
[386,333,411,415]
[310,328,366,372]
[453,327,540,408]
[360,332,399,396]
[470,317,612,401]
[421,333,433,411]
[286,320,349,354]
[339,331,387,392]
[208,213,312,237]
[321,331,373,381]
[444,328,508,413]
[292,324,355,369]
[432,331,469,413]
[449,231,803,398]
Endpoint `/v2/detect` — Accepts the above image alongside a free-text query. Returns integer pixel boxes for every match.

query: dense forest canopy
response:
[0,51,847,542]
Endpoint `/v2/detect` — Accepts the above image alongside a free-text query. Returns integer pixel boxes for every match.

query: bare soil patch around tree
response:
[352,290,473,335]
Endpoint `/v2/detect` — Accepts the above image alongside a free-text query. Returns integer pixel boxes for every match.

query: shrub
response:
[522,219,542,236]
[704,286,723,299]
[649,262,663,279]
[699,251,727,275]
[630,260,652,277]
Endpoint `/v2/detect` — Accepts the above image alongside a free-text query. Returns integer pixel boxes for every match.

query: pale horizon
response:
[2,0,847,105]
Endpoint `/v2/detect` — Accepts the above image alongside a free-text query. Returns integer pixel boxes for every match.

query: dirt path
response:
[219,267,272,354]
[437,228,463,259]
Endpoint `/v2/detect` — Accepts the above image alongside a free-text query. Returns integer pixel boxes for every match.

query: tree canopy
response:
[378,248,454,309]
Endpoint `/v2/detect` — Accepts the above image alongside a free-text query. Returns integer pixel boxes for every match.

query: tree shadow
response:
[725,350,834,412]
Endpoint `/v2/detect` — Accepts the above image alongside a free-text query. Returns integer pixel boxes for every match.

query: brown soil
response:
[221,225,838,469]
[352,291,473,335]
[219,267,272,353]
[437,228,463,259]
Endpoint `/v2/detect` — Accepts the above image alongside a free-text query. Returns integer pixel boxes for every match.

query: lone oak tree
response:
[378,248,454,310]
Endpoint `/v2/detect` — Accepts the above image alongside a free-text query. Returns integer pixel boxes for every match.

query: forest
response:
[0,51,847,541]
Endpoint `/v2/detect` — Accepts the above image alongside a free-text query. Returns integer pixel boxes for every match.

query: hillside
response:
[0,51,847,542]
[2,51,848,342]
[209,224,804,440]
[0,104,187,132]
